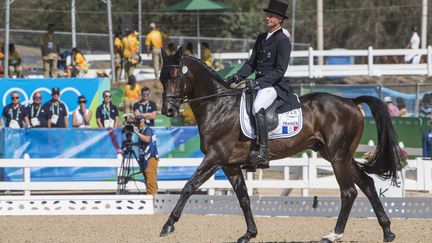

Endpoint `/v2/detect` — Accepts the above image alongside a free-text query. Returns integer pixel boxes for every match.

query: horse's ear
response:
[175,47,183,59]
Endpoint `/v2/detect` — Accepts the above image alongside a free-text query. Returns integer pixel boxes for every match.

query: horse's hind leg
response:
[321,157,358,242]
[223,166,257,243]
[160,155,220,237]
[352,161,395,242]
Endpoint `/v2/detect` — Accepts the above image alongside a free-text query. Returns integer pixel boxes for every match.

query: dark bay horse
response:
[158,48,406,243]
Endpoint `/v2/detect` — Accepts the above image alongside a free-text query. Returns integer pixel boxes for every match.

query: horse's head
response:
[160,47,185,117]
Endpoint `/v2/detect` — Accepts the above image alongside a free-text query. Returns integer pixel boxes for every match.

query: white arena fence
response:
[0,154,431,197]
[84,46,432,78]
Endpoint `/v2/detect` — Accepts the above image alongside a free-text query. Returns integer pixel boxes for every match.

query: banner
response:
[0,78,110,127]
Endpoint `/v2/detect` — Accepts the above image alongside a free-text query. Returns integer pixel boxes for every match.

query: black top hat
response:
[263,0,289,19]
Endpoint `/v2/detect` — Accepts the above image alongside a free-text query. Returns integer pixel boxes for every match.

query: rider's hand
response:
[225,74,240,85]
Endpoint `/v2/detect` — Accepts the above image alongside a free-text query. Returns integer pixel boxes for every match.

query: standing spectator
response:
[184,42,194,56]
[96,90,119,129]
[422,116,432,158]
[124,75,141,114]
[134,114,159,195]
[122,30,140,82]
[27,91,49,128]
[396,97,408,117]
[0,92,28,128]
[145,22,163,79]
[40,24,60,77]
[8,43,23,78]
[201,42,213,67]
[166,43,176,56]
[72,95,92,128]
[404,26,421,64]
[114,31,123,82]
[67,48,88,77]
[45,87,68,128]
[133,87,157,127]
[384,96,401,117]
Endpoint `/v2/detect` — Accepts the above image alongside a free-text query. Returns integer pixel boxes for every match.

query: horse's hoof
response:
[159,223,175,237]
[384,232,396,242]
[320,238,333,243]
[237,236,250,243]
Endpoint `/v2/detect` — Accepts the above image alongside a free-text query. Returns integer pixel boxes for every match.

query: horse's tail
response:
[353,96,407,184]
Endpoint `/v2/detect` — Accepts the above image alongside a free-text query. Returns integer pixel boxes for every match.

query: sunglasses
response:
[79,101,87,104]
[12,97,19,100]
[34,96,42,99]
[104,95,112,98]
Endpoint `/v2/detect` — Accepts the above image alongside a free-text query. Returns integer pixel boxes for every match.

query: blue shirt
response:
[137,126,158,168]
[422,130,432,158]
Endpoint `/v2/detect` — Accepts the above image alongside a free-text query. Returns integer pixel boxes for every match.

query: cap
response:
[135,114,145,122]
[51,87,60,95]
[150,22,156,28]
[78,95,87,103]
[384,96,392,103]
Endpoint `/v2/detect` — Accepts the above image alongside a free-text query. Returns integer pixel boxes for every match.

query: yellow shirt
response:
[203,47,212,66]
[145,30,163,49]
[114,37,122,54]
[74,52,86,68]
[184,49,193,56]
[122,34,139,58]
[124,84,141,101]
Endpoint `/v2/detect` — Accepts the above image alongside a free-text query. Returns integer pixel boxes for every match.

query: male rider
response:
[225,0,299,169]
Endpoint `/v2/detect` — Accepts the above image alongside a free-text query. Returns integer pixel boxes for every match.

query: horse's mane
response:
[183,56,226,85]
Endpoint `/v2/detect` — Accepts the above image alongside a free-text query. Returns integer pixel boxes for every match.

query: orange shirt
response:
[124,84,141,101]
[145,30,163,49]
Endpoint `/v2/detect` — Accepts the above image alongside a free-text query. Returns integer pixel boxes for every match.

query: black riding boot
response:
[249,108,269,169]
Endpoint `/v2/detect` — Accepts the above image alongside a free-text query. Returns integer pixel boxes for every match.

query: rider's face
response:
[265,12,282,31]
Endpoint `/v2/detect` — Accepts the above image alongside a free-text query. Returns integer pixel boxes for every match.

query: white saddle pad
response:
[240,92,303,139]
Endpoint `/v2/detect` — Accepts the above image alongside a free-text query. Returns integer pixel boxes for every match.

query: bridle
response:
[160,63,240,109]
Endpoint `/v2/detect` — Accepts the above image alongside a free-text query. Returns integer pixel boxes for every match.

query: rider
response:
[225,0,298,169]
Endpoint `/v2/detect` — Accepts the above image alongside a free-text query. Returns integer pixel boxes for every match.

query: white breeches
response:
[253,87,277,114]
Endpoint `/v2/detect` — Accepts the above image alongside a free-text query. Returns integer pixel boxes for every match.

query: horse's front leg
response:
[160,153,221,237]
[222,166,257,243]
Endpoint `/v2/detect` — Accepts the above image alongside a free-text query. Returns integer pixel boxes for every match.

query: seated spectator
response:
[27,91,49,128]
[8,43,23,78]
[68,48,89,77]
[396,97,408,117]
[419,93,432,117]
[96,90,119,129]
[184,42,194,56]
[124,75,141,114]
[58,50,72,77]
[72,95,92,128]
[0,91,29,128]
[384,96,400,117]
[166,43,176,56]
[201,42,213,67]
[133,87,157,126]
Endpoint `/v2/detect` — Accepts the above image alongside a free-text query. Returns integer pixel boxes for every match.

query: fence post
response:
[302,153,309,197]
[428,45,432,76]
[23,154,31,197]
[415,82,420,117]
[368,46,373,76]
[308,47,314,78]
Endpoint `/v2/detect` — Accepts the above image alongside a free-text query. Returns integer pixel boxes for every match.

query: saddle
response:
[244,81,284,132]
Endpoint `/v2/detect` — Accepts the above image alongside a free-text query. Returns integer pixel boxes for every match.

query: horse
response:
[158,48,406,243]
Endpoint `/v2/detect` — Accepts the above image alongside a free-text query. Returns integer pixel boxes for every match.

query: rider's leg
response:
[249,87,277,168]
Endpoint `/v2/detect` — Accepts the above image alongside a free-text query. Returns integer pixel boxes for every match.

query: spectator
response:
[122,30,140,83]
[420,93,432,117]
[396,97,408,117]
[384,96,400,117]
[134,114,159,195]
[96,90,119,129]
[27,91,49,128]
[0,91,29,128]
[8,43,23,78]
[404,26,421,64]
[201,42,213,67]
[184,42,194,56]
[68,48,89,77]
[133,87,157,127]
[96,69,108,78]
[114,31,123,82]
[40,24,60,77]
[166,43,176,56]
[72,95,92,128]
[145,22,163,79]
[124,75,141,114]
[44,87,68,128]
[422,116,432,158]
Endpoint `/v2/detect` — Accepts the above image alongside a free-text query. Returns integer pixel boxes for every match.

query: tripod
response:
[116,134,142,195]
